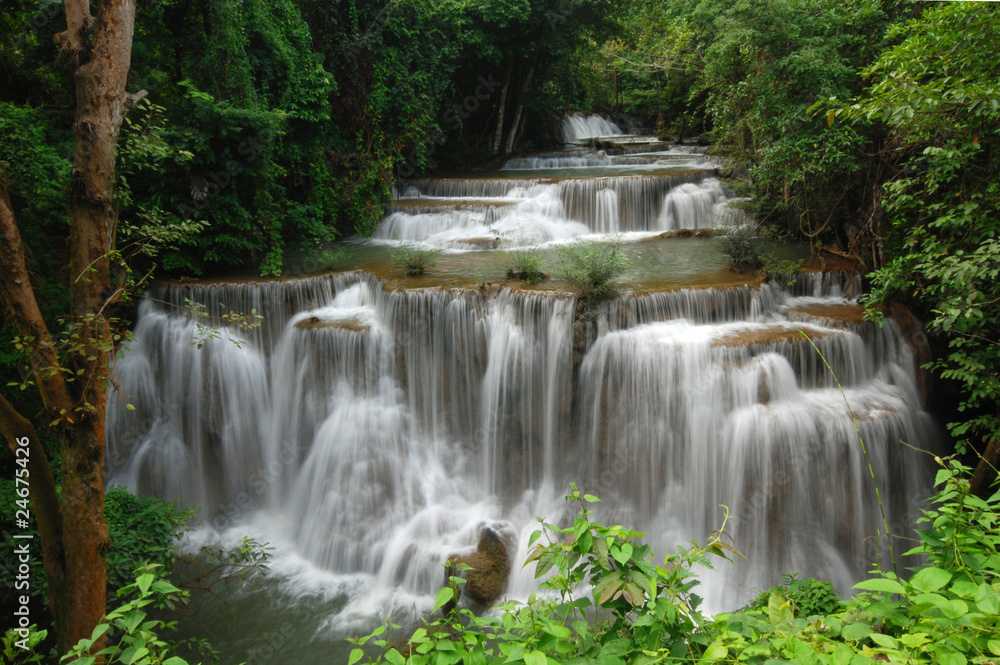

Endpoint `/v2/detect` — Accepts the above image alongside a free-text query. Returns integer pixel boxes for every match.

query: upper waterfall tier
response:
[382,170,730,247]
[559,112,625,143]
[107,269,936,626]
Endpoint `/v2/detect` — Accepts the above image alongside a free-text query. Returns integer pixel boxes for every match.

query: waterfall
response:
[108,269,936,629]
[560,112,624,143]
[385,173,731,245]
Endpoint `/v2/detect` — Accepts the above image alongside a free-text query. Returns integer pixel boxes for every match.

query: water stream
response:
[106,128,937,663]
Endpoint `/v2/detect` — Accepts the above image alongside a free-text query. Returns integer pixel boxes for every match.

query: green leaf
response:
[348,648,365,665]
[841,622,873,641]
[910,567,952,593]
[698,642,727,664]
[136,573,155,595]
[854,577,906,595]
[870,633,897,649]
[433,586,454,612]
[583,494,601,503]
[90,623,110,642]
[524,650,548,665]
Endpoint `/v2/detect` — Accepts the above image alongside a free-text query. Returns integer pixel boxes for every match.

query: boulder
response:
[442,526,512,612]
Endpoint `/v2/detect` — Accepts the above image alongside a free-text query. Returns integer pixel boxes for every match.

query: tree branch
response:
[0,178,74,415]
[56,0,93,63]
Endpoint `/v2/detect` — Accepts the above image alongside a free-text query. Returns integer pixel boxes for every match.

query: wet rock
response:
[654,228,717,239]
[460,237,501,250]
[887,301,931,404]
[442,526,512,612]
[294,315,370,332]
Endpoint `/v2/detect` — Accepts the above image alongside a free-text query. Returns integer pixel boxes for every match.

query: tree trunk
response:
[492,59,513,156]
[504,57,537,156]
[0,0,141,655]
[970,438,1000,499]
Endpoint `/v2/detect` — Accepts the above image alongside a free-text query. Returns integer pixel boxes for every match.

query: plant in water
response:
[719,219,766,272]
[390,241,443,276]
[558,238,629,301]
[503,245,545,284]
[761,255,804,286]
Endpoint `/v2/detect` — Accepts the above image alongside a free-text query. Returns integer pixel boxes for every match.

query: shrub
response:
[105,487,196,596]
[0,485,193,626]
[558,238,629,301]
[390,242,443,276]
[748,574,843,617]
[761,255,804,286]
[503,246,545,283]
[719,220,766,271]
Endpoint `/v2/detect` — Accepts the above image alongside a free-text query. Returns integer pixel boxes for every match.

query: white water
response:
[107,269,936,643]
[560,112,624,143]
[379,173,730,247]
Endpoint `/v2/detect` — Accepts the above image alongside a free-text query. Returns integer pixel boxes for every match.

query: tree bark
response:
[970,438,1000,499]
[0,181,74,416]
[491,59,513,156]
[60,0,139,653]
[504,57,538,156]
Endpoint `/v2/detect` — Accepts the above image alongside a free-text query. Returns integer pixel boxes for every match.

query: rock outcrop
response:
[441,526,512,613]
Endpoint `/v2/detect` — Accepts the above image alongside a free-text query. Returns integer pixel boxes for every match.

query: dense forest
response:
[2,0,999,663]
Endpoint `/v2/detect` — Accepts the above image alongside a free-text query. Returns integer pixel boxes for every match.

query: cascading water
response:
[380,142,730,247]
[107,128,937,663]
[559,112,624,143]
[108,266,936,652]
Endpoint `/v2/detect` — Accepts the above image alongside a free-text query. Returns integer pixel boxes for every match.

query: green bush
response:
[748,574,842,617]
[105,488,196,596]
[503,247,545,284]
[0,486,193,621]
[558,239,629,301]
[352,463,1000,665]
[719,221,766,272]
[390,242,444,276]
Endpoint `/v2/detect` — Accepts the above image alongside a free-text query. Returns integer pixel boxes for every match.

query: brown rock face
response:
[887,301,932,404]
[444,527,512,611]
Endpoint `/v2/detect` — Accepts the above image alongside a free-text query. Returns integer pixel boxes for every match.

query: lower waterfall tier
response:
[106,270,936,634]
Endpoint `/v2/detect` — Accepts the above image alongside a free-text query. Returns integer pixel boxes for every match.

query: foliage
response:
[761,256,804,287]
[718,221,765,272]
[104,489,197,597]
[747,574,842,618]
[352,466,999,665]
[390,242,444,276]
[557,239,629,301]
[503,246,545,284]
[843,4,1000,449]
[350,484,739,665]
[61,564,202,665]
[0,486,194,625]
[2,625,47,665]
